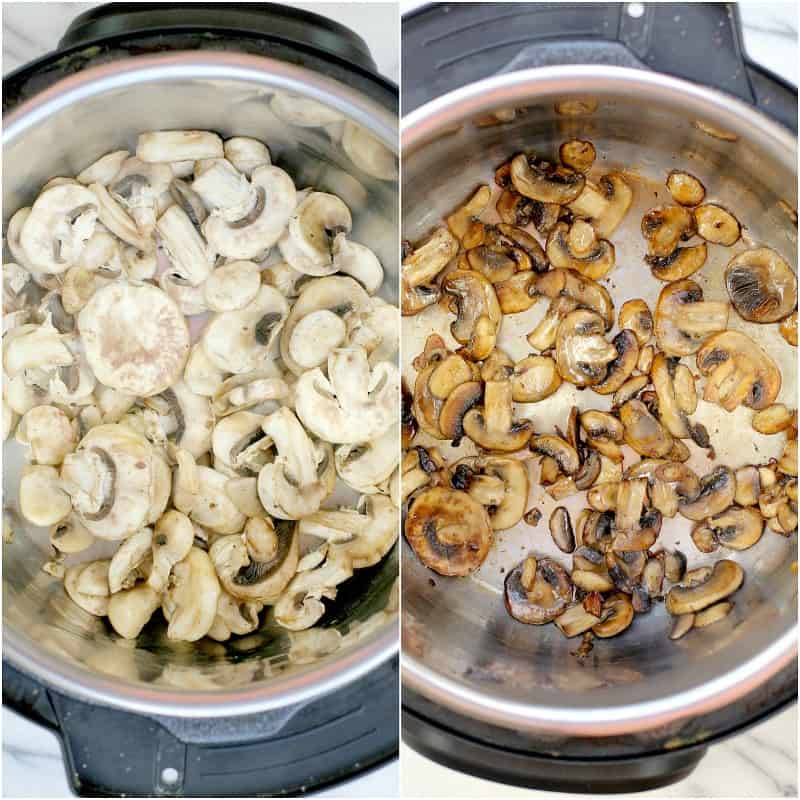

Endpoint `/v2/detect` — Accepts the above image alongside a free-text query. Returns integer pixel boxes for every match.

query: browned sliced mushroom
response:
[647,243,708,282]
[539,455,561,486]
[752,404,795,435]
[725,247,797,323]
[574,451,602,491]
[613,507,662,552]
[546,221,615,280]
[637,344,655,374]
[665,559,743,615]
[463,380,533,452]
[669,613,695,640]
[496,188,560,234]
[511,355,561,402]
[642,556,665,597]
[666,171,706,206]
[510,153,585,205]
[696,330,781,411]
[442,269,501,361]
[705,505,764,550]
[587,481,618,511]
[593,593,634,638]
[555,309,618,386]
[694,601,733,628]
[505,556,573,624]
[592,330,639,395]
[663,549,687,583]
[402,380,417,449]
[412,363,447,439]
[690,522,719,554]
[401,227,458,315]
[527,296,579,351]
[618,299,653,346]
[779,439,798,476]
[495,224,549,271]
[651,353,692,438]
[567,173,633,238]
[530,434,580,475]
[454,456,529,530]
[405,486,492,576]
[655,279,730,357]
[535,268,614,328]
[678,465,735,520]
[549,506,575,552]
[402,282,440,315]
[554,603,604,638]
[559,139,596,172]
[613,375,650,406]
[694,204,740,246]
[438,381,483,442]
[650,462,700,517]
[481,349,514,382]
[614,478,647,532]
[446,186,492,241]
[581,410,624,442]
[642,205,696,258]
[428,354,474,399]
[494,271,538,314]
[779,310,797,346]
[734,465,761,506]
[620,399,674,458]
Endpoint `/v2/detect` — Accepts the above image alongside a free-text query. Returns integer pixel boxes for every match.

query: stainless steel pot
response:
[401,65,797,790]
[3,12,398,793]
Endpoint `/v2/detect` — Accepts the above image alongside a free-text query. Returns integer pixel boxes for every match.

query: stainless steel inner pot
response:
[3,52,398,717]
[402,66,797,737]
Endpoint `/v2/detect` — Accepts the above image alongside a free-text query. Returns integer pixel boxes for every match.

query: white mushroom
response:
[64,561,110,617]
[78,281,190,397]
[201,284,288,374]
[225,476,265,518]
[137,130,223,163]
[162,547,221,641]
[206,591,262,641]
[108,527,154,593]
[157,205,215,286]
[257,407,334,519]
[149,509,195,592]
[294,347,399,444]
[223,137,271,176]
[170,447,199,515]
[203,260,261,311]
[341,122,397,181]
[89,183,151,252]
[269,93,343,127]
[211,369,289,417]
[76,150,130,186]
[107,583,161,639]
[3,320,73,377]
[50,513,94,554]
[262,260,308,298]
[3,404,18,441]
[279,192,352,276]
[19,464,72,526]
[158,272,209,316]
[76,227,122,271]
[20,183,98,273]
[331,234,384,294]
[108,157,173,236]
[335,423,399,494]
[184,342,225,397]
[16,405,77,465]
[203,165,296,259]
[348,296,399,366]
[191,158,257,223]
[190,466,247,534]
[212,411,273,475]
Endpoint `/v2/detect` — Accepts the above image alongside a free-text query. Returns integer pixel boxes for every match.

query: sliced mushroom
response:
[442,269,501,360]
[546,221,615,280]
[535,268,614,328]
[405,486,492,576]
[666,171,706,206]
[734,465,761,507]
[527,296,578,351]
[64,561,110,617]
[665,559,743,615]
[203,260,261,312]
[19,464,72,527]
[530,435,580,475]
[724,247,797,323]
[559,140,596,173]
[505,556,573,624]
[137,130,223,163]
[654,279,730,357]
[210,370,287,418]
[618,299,653,346]
[694,204,740,246]
[77,150,130,186]
[446,185,492,241]
[222,137,270,177]
[572,173,634,238]
[592,593,634,638]
[107,583,161,639]
[669,613,695,640]
[696,330,781,411]
[455,457,529,531]
[549,506,575,552]
[439,381,483,442]
[510,153,585,204]
[206,591,263,642]
[752,404,795,435]
[592,330,639,395]
[705,505,764,550]
[779,310,797,346]
[17,405,76,465]
[779,439,798,476]
[555,310,617,387]
[108,527,154,593]
[463,380,532,452]
[678,465,735,520]
[641,205,695,258]
[331,234,384,295]
[554,603,603,638]
[620,399,674,458]
[511,355,561,402]
[647,243,708,282]
[335,423,399,494]
[162,547,221,641]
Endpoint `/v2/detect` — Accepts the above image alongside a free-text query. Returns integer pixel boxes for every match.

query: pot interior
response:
[3,58,398,706]
[402,81,797,727]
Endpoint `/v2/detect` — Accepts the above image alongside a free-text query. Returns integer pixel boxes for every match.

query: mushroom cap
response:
[504,557,573,624]
[405,486,492,576]
[78,281,189,397]
[725,247,797,323]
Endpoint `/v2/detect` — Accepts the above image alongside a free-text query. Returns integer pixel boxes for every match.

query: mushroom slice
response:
[734,465,761,507]
[157,205,214,286]
[212,411,272,475]
[694,204,740,246]
[428,354,474,399]
[137,130,223,162]
[620,399,674,458]
[50,513,94,554]
[650,353,692,438]
[641,205,695,257]
[190,466,248,534]
[335,423,399,494]
[555,309,617,387]
[779,311,797,346]
[559,140,596,173]
[510,153,585,204]
[614,477,648,532]
[20,184,98,273]
[511,356,561,402]
[108,583,161,639]
[19,464,72,527]
[446,185,492,241]
[592,330,639,395]
[278,192,352,275]
[341,121,396,180]
[666,559,743,615]
[258,407,334,519]
[77,150,130,186]
[570,173,633,238]
[779,440,798,477]
[546,221,615,280]
[704,505,764,551]
[678,465,736,520]
[207,591,263,642]
[647,243,708,282]
[202,285,288,374]
[504,556,572,624]
[64,562,110,617]
[191,158,258,223]
[530,435,580,475]
[169,177,208,228]
[694,601,734,628]
[549,506,575,553]
[224,137,271,176]
[453,456,529,530]
[89,183,150,252]
[696,331,781,411]
[439,381,483,442]
[108,527,154,593]
[752,404,795,435]
[441,270,501,361]
[17,405,76,465]
[554,603,603,638]
[295,347,399,444]
[162,547,221,641]
[535,268,614,329]
[78,281,189,397]
[495,271,538,314]
[148,509,194,592]
[593,593,634,638]
[412,363,447,440]
[331,235,384,295]
[203,260,261,312]
[203,166,296,259]
[463,380,532,452]
[613,375,649,407]
[654,279,730,357]
[405,486,492,576]
[666,171,706,206]
[402,227,458,291]
[527,296,579,351]
[618,299,653,346]
[724,247,797,323]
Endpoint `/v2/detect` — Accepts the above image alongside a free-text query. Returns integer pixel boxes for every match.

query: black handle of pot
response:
[401,2,797,132]
[4,657,398,797]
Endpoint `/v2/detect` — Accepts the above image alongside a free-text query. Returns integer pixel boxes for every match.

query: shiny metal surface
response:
[3,52,398,717]
[402,67,797,738]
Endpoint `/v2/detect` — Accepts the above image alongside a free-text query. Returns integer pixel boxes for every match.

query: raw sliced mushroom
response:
[335,423,399,494]
[108,583,161,639]
[17,405,76,465]
[696,330,781,411]
[212,411,272,475]
[137,130,223,162]
[510,153,585,204]
[19,464,72,526]
[678,465,735,520]
[666,171,706,206]
[223,137,271,176]
[654,279,730,357]
[149,509,194,592]
[162,547,221,641]
[331,235,384,294]
[50,513,94,554]
[546,221,615,280]
[555,309,617,387]
[108,527,153,593]
[192,158,258,223]
[441,269,501,360]
[90,183,150,252]
[694,204,740,246]
[341,121,397,180]
[665,559,743,615]
[64,561,110,617]
[724,247,797,323]
[77,150,130,186]
[405,486,492,576]
[463,380,532,451]
[504,556,572,624]
[203,260,261,312]
[188,465,247,534]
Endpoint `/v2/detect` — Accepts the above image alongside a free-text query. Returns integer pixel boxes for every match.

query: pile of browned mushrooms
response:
[402,139,797,645]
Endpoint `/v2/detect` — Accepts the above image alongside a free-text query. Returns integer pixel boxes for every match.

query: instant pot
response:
[3,4,398,796]
[401,2,797,792]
